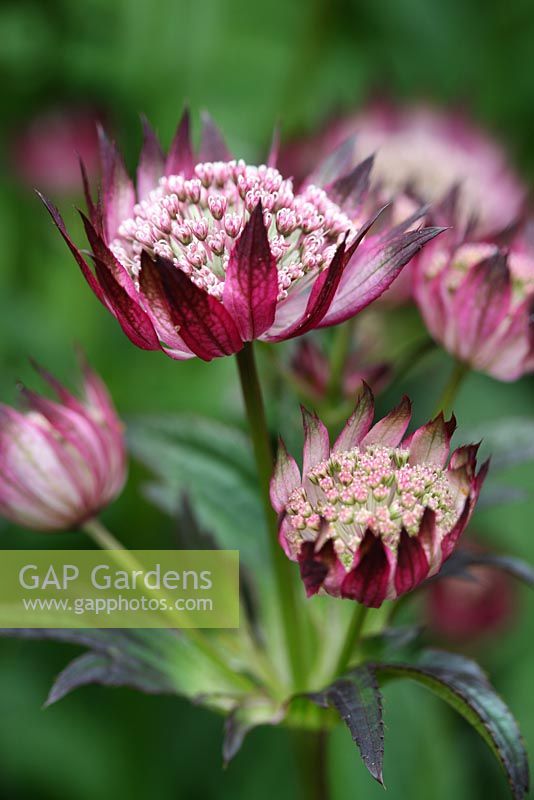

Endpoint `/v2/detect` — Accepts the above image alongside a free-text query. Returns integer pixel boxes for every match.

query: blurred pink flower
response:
[41,112,442,361]
[280,101,525,237]
[290,338,392,402]
[0,358,126,531]
[427,547,515,642]
[12,108,101,194]
[271,386,487,607]
[413,212,534,381]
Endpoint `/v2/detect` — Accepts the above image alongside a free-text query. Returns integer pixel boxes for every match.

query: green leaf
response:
[127,414,266,566]
[45,650,174,706]
[374,649,530,800]
[0,627,252,705]
[308,665,384,785]
[223,697,286,765]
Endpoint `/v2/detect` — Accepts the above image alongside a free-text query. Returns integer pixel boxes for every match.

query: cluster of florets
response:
[284,445,457,566]
[109,160,356,301]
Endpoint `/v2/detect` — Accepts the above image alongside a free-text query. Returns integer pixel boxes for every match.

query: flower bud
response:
[0,359,126,531]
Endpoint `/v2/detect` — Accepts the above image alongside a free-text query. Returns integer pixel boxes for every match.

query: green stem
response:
[236,342,305,690]
[83,518,253,690]
[326,321,352,402]
[294,729,330,800]
[433,360,469,417]
[334,603,368,677]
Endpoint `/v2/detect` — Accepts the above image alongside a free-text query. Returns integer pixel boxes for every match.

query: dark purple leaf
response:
[309,665,384,785]
[374,650,530,800]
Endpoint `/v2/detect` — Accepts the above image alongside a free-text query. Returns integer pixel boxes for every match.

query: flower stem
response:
[294,729,330,800]
[434,360,469,417]
[326,321,352,402]
[236,342,305,690]
[82,518,253,690]
[334,603,368,677]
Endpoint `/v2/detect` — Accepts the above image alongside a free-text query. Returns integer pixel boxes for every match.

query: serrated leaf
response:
[308,665,384,784]
[127,415,266,566]
[0,627,252,704]
[45,650,174,706]
[374,649,530,800]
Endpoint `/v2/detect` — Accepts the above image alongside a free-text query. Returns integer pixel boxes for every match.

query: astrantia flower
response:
[0,359,126,531]
[270,386,487,607]
[41,112,442,361]
[280,102,525,237]
[413,215,534,381]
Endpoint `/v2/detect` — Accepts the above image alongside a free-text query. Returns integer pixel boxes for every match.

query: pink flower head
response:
[40,111,442,361]
[12,107,101,194]
[280,101,526,237]
[0,358,126,531]
[270,385,487,607]
[413,208,534,381]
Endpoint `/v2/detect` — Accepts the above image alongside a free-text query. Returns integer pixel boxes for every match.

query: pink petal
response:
[78,156,101,233]
[154,256,243,360]
[362,396,412,448]
[199,112,231,161]
[394,528,430,597]
[320,227,445,328]
[341,532,390,607]
[324,155,374,216]
[92,256,161,351]
[298,540,341,597]
[165,109,194,178]
[267,127,280,168]
[333,382,375,452]
[98,127,136,242]
[269,233,361,342]
[138,251,194,357]
[440,497,471,561]
[304,135,357,188]
[301,406,330,474]
[81,213,138,299]
[451,253,512,361]
[38,193,106,305]
[407,413,456,467]
[222,203,278,340]
[137,115,165,201]
[270,438,301,514]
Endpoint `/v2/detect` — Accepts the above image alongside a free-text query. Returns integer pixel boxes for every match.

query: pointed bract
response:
[165,109,194,177]
[137,115,165,201]
[333,383,374,452]
[223,203,278,340]
[270,437,301,514]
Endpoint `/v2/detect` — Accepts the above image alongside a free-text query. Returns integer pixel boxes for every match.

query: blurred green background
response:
[1,0,533,797]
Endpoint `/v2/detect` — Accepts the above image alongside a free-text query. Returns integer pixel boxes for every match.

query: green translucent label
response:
[0,550,239,628]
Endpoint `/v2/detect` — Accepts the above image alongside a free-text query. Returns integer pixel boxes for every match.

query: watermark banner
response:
[0,550,239,628]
